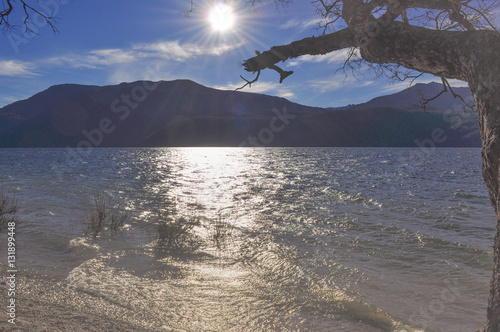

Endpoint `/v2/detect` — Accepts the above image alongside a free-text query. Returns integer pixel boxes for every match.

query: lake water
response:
[0,147,495,331]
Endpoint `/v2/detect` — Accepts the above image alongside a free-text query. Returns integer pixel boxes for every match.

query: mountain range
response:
[0,80,480,148]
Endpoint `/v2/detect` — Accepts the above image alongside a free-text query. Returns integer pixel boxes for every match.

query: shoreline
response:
[0,266,160,331]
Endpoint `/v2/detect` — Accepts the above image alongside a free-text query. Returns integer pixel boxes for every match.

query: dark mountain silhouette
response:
[0,79,480,148]
[349,82,474,112]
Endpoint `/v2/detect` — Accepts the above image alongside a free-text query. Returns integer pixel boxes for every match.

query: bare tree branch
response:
[234,70,261,93]
[243,28,355,73]
[244,0,498,87]
[457,1,500,33]
[1,0,58,35]
[416,76,475,111]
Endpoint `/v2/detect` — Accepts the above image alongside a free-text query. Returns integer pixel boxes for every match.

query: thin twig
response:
[237,70,261,91]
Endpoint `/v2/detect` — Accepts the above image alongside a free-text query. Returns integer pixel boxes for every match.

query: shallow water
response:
[0,147,494,331]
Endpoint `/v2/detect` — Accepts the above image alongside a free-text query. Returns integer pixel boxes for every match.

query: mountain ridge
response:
[0,79,480,148]
[349,82,473,112]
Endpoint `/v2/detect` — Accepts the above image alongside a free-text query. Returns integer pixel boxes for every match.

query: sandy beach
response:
[0,267,160,332]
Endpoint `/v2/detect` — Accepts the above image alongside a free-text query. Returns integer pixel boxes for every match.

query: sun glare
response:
[208,3,236,33]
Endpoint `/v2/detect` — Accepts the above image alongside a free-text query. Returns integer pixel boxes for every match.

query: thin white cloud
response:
[107,67,144,84]
[213,81,274,93]
[213,82,244,91]
[308,76,374,93]
[45,39,246,70]
[287,49,359,67]
[0,60,38,77]
[87,49,137,65]
[379,77,469,94]
[379,81,415,94]
[1,95,22,105]
[240,81,281,94]
[208,41,246,55]
[47,49,137,69]
[107,62,174,84]
[278,91,295,99]
[447,79,469,88]
[140,40,245,56]
[308,80,343,93]
[279,18,323,30]
[214,80,295,99]
[133,41,196,61]
[134,40,245,59]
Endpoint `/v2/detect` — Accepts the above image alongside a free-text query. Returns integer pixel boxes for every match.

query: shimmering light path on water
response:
[0,147,494,331]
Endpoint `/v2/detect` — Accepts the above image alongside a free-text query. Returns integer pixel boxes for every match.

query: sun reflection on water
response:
[162,147,257,217]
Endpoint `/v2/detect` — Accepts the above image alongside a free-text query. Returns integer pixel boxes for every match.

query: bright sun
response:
[208,3,236,33]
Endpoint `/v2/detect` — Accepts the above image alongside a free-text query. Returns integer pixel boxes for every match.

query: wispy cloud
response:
[47,49,137,69]
[45,51,132,69]
[0,60,38,77]
[378,81,419,94]
[132,41,198,61]
[214,80,295,99]
[106,62,174,84]
[287,49,359,67]
[135,40,245,58]
[249,81,296,99]
[447,79,469,88]
[279,18,323,30]
[44,39,246,70]
[307,77,374,93]
[1,95,23,105]
[87,49,137,65]
[379,77,469,94]
[307,80,343,93]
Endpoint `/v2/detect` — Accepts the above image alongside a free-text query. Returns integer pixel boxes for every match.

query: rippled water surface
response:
[0,147,495,331]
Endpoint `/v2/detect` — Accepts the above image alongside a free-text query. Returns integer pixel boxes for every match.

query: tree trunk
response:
[469,38,500,332]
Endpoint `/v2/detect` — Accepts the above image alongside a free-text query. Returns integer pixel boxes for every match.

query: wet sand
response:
[0,266,161,332]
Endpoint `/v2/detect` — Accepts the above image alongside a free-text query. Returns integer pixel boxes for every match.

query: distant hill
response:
[0,79,480,148]
[349,82,474,112]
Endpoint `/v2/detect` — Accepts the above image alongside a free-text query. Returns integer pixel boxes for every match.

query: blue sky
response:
[0,0,470,108]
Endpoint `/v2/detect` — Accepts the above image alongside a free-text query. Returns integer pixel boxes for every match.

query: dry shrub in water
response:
[0,191,18,232]
[86,193,130,237]
[155,210,200,252]
[109,208,129,230]
[211,211,234,249]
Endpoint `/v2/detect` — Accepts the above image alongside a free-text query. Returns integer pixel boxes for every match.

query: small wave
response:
[333,189,382,207]
[68,237,100,252]
[454,191,488,199]
[237,233,423,331]
[340,300,424,332]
